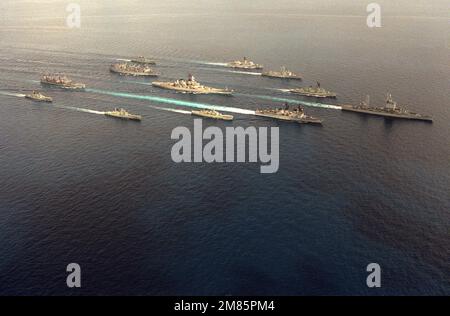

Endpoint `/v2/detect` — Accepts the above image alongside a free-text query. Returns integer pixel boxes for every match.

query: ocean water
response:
[0,0,449,295]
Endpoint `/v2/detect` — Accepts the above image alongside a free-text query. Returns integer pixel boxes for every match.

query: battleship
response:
[262,66,303,80]
[130,56,156,65]
[290,82,337,98]
[341,94,433,122]
[40,74,86,90]
[152,74,233,95]
[255,103,323,124]
[104,108,142,121]
[25,91,53,102]
[226,57,263,70]
[110,62,159,77]
[191,109,234,121]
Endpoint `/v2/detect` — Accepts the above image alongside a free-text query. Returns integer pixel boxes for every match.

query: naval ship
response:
[191,109,233,121]
[290,82,336,98]
[152,74,233,95]
[255,103,323,124]
[130,56,156,65]
[25,91,53,102]
[226,57,263,70]
[40,74,86,90]
[110,63,159,77]
[104,108,142,121]
[262,66,303,80]
[341,94,433,122]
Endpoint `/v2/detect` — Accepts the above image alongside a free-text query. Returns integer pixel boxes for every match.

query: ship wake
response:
[0,91,26,98]
[236,93,342,110]
[198,67,262,76]
[86,88,255,115]
[148,106,191,115]
[196,61,229,67]
[55,105,105,115]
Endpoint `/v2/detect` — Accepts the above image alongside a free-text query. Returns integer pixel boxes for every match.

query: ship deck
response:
[341,106,433,122]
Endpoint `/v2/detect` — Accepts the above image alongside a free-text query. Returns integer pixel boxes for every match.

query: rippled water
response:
[0,0,449,295]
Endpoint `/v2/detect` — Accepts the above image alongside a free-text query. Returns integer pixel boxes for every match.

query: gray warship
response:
[290,82,337,98]
[40,74,86,90]
[255,103,323,124]
[191,109,233,121]
[226,57,263,70]
[341,94,433,122]
[104,108,142,121]
[262,66,303,80]
[110,62,159,77]
[152,74,233,95]
[130,56,156,65]
[25,91,53,102]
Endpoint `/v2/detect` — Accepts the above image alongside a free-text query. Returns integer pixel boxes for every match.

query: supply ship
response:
[130,56,156,65]
[110,63,159,77]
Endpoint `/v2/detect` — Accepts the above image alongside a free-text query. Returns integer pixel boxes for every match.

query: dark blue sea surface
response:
[0,0,449,295]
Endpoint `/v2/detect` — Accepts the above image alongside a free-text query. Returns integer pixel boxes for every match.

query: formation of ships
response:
[23,55,432,124]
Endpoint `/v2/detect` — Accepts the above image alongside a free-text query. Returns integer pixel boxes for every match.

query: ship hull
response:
[104,113,142,121]
[289,91,336,98]
[191,111,233,121]
[255,113,323,124]
[40,81,85,91]
[226,63,263,70]
[110,67,158,77]
[261,74,303,80]
[340,105,433,122]
[25,96,52,103]
[227,66,263,70]
[130,59,156,65]
[152,82,233,96]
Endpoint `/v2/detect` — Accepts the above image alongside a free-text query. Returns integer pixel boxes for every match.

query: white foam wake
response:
[149,106,191,115]
[198,67,262,76]
[56,105,105,115]
[0,91,26,98]
[201,62,228,66]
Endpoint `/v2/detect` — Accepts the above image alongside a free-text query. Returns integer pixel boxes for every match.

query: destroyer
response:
[256,103,323,124]
[262,66,302,80]
[130,56,156,65]
[226,57,263,70]
[341,94,433,122]
[41,74,86,90]
[290,82,336,98]
[152,74,233,95]
[25,91,53,103]
[104,108,142,121]
[110,62,159,77]
[191,109,233,121]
